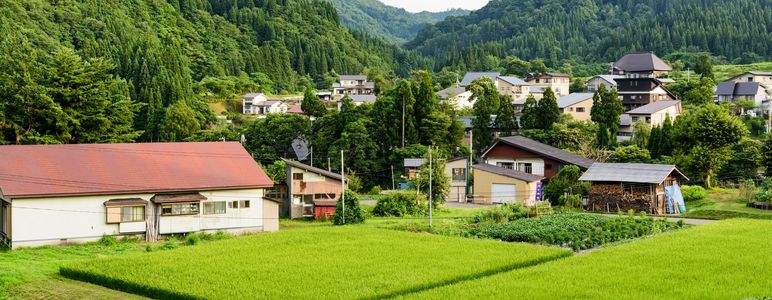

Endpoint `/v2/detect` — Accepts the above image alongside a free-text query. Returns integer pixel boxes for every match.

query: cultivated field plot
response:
[407,219,772,299]
[60,227,570,299]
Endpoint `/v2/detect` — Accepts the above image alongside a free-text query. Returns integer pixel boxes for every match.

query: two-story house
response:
[611,52,672,78]
[525,73,571,98]
[242,93,288,117]
[585,75,624,92]
[728,71,772,86]
[332,75,375,100]
[557,93,595,121]
[481,136,594,179]
[716,81,770,110]
[618,100,682,138]
[282,159,346,219]
[445,156,469,203]
[615,77,677,111]
[496,76,531,102]
[437,87,474,109]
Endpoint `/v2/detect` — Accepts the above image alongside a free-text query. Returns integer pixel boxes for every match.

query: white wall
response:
[484,158,545,176]
[10,188,267,248]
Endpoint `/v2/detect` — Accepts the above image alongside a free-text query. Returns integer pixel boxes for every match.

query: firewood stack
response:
[588,183,656,213]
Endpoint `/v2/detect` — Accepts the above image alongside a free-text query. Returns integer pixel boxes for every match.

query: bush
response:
[159,240,178,250]
[372,191,427,217]
[333,190,366,225]
[681,185,707,202]
[186,234,202,245]
[755,178,772,203]
[368,185,382,195]
[559,194,582,208]
[98,235,118,246]
[470,203,528,224]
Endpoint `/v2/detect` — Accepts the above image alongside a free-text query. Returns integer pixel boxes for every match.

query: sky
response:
[379,0,490,13]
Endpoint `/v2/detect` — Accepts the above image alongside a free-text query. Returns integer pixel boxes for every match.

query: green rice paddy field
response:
[405,219,772,299]
[59,227,570,299]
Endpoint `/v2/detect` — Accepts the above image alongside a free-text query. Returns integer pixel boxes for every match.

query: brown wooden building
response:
[579,163,688,214]
[615,77,677,111]
[282,159,346,219]
[481,136,595,180]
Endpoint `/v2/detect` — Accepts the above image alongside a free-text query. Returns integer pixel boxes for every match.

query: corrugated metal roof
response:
[460,72,500,86]
[282,159,346,181]
[557,93,594,108]
[436,87,467,98]
[484,136,595,169]
[498,76,529,86]
[613,52,672,72]
[0,142,273,198]
[626,100,680,115]
[404,158,427,168]
[472,164,544,182]
[339,75,367,81]
[579,163,687,184]
[349,95,377,102]
[588,75,624,87]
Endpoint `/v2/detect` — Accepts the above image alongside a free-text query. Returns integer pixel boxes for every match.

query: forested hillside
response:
[0,0,429,144]
[406,0,772,71]
[328,0,469,44]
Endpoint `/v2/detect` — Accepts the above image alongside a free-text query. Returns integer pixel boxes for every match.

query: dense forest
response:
[327,0,469,44]
[406,0,772,71]
[0,0,430,143]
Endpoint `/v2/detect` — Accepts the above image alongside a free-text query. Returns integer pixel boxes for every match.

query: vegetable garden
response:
[60,227,570,299]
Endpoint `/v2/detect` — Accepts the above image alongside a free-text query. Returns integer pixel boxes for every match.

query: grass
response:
[405,218,772,299]
[713,62,772,81]
[60,227,570,299]
[683,189,772,220]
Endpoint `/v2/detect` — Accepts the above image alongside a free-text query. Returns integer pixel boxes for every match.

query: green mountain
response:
[328,0,470,44]
[0,0,429,143]
[405,0,772,70]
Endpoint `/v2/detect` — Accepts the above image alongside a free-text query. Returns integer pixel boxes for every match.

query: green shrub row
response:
[372,191,427,217]
[681,185,707,202]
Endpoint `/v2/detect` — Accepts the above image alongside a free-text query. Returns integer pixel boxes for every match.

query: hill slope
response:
[328,0,469,44]
[406,0,772,70]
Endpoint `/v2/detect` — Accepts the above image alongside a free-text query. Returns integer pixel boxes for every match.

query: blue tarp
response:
[664,184,686,214]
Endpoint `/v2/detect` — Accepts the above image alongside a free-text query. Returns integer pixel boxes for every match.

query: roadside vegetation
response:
[683,187,772,220]
[59,227,570,299]
[406,219,772,299]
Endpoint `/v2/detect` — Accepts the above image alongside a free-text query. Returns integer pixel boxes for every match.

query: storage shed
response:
[579,163,688,214]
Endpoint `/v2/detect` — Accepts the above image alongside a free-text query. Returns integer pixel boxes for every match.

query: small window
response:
[240,200,251,208]
[203,202,227,215]
[496,162,514,169]
[229,201,239,209]
[517,163,533,174]
[121,206,145,222]
[161,203,200,216]
[293,173,304,180]
[452,168,466,181]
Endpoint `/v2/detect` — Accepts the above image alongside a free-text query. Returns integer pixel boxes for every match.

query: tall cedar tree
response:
[764,135,772,176]
[413,71,438,135]
[394,80,417,147]
[301,86,327,117]
[495,95,518,136]
[535,87,560,130]
[590,84,623,148]
[469,77,500,154]
[520,95,538,130]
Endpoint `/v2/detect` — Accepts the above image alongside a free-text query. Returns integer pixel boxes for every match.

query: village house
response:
[580,163,688,214]
[242,93,288,117]
[611,52,672,78]
[282,159,345,219]
[618,100,682,138]
[716,81,770,109]
[525,73,571,98]
[460,72,500,87]
[471,163,544,206]
[444,156,469,203]
[481,136,595,180]
[585,75,624,92]
[332,75,375,100]
[437,86,474,109]
[0,142,278,249]
[615,77,677,111]
[557,92,595,121]
[728,71,772,87]
[496,76,530,102]
[316,91,333,102]
[404,158,426,180]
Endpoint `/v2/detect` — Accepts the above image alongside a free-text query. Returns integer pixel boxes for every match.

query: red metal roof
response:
[287,105,303,114]
[0,142,273,198]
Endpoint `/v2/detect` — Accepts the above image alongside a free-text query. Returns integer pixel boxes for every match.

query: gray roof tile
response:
[461,72,500,86]
[485,136,595,169]
[626,100,680,114]
[579,163,687,184]
[473,163,544,182]
[557,92,594,108]
[404,158,426,168]
[614,52,672,72]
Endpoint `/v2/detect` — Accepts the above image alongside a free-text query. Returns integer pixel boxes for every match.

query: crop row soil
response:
[60,227,570,299]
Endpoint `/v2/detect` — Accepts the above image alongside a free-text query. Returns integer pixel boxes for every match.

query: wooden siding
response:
[484,145,562,179]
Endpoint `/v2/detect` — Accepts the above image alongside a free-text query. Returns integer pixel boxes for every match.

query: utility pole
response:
[428,147,433,227]
[328,157,331,172]
[391,165,395,190]
[401,94,406,148]
[340,150,345,224]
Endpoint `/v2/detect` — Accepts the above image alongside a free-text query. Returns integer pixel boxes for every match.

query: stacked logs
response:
[588,183,656,213]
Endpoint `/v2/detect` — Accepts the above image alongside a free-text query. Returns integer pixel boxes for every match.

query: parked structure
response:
[437,87,474,109]
[460,72,500,87]
[0,142,278,249]
[580,163,688,214]
[332,75,375,100]
[557,92,595,121]
[615,77,677,111]
[585,75,624,92]
[472,163,544,206]
[316,91,332,101]
[525,73,570,97]
[611,52,672,78]
[282,159,345,219]
[482,136,594,179]
[716,81,770,109]
[618,100,682,137]
[496,76,530,102]
[445,156,469,203]
[404,158,426,180]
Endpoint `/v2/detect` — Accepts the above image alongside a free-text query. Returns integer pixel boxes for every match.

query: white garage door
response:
[491,184,516,204]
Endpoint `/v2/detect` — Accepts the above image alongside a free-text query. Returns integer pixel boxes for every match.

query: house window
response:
[576,107,585,113]
[203,201,227,215]
[517,163,533,174]
[240,200,251,208]
[161,203,200,216]
[229,201,238,209]
[496,162,514,169]
[314,194,335,200]
[121,206,145,222]
[452,168,466,181]
[293,173,304,180]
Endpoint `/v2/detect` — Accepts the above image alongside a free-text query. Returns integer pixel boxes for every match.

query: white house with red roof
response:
[0,142,278,249]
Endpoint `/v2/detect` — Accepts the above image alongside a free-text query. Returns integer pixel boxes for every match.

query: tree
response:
[569,78,586,93]
[161,101,201,142]
[414,147,449,207]
[503,56,530,76]
[520,95,538,130]
[243,114,311,162]
[535,87,560,130]
[717,138,762,181]
[682,76,715,105]
[590,84,623,148]
[674,104,748,187]
[413,71,440,144]
[542,165,589,206]
[695,54,714,79]
[494,95,518,136]
[765,135,772,177]
[301,86,327,117]
[394,80,417,147]
[611,145,651,163]
[469,77,500,154]
[631,120,651,149]
[263,160,287,183]
[333,190,365,225]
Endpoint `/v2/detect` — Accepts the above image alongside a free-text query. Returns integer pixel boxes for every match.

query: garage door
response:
[491,184,516,204]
